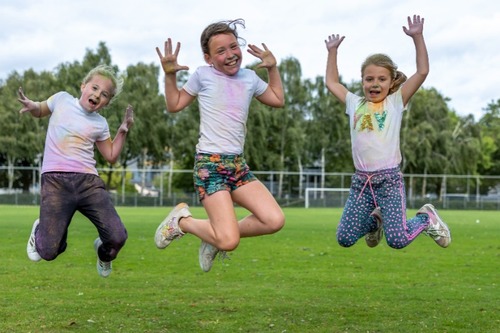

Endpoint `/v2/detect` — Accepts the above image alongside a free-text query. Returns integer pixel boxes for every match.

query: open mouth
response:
[88,98,98,107]
[225,57,239,67]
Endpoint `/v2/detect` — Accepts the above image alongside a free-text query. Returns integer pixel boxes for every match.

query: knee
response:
[336,233,356,248]
[105,224,127,244]
[267,211,285,234]
[386,239,405,249]
[107,231,128,254]
[337,238,356,248]
[111,230,128,248]
[216,237,240,252]
[38,245,62,261]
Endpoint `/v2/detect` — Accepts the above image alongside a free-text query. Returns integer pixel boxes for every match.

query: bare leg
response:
[179,181,284,251]
[231,180,285,237]
[179,190,240,251]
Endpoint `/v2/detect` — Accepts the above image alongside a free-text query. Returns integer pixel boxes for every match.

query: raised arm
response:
[96,105,134,164]
[155,38,195,113]
[247,43,285,108]
[17,87,51,118]
[401,15,429,105]
[325,34,349,104]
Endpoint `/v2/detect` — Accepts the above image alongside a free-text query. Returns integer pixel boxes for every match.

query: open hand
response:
[247,43,277,69]
[155,38,189,74]
[403,15,424,37]
[118,105,134,133]
[325,34,345,51]
[17,87,37,114]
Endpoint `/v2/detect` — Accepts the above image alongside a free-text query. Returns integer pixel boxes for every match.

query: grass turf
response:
[0,205,498,332]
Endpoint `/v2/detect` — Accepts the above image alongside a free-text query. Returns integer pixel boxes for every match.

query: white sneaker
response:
[199,241,219,272]
[27,219,41,262]
[94,238,112,278]
[418,204,451,248]
[365,207,384,248]
[199,241,229,272]
[154,203,191,249]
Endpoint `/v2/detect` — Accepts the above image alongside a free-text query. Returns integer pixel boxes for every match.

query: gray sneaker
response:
[94,238,112,278]
[365,207,384,248]
[199,241,219,272]
[27,219,42,262]
[155,203,192,249]
[199,241,229,272]
[418,204,451,248]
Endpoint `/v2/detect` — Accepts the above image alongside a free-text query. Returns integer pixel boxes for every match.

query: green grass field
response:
[1,205,498,333]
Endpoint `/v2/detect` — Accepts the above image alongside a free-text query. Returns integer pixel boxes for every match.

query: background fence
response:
[1,166,500,210]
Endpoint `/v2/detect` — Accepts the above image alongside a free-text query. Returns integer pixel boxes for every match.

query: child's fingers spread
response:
[155,47,163,58]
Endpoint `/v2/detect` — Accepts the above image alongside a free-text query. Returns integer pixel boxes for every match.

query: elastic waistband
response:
[195,152,245,159]
[355,166,400,176]
[43,171,86,175]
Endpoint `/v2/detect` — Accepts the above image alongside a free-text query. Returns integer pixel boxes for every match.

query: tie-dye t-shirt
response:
[183,66,268,154]
[42,91,110,175]
[346,89,406,172]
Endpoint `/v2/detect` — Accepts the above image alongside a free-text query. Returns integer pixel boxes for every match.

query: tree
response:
[305,75,351,176]
[0,69,57,191]
[477,99,500,193]
[253,57,309,198]
[402,88,482,197]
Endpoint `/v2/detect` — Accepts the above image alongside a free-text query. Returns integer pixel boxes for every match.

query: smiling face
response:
[79,74,115,112]
[362,64,394,103]
[204,33,242,76]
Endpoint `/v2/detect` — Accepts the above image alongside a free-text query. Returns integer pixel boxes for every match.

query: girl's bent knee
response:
[39,248,60,261]
[386,241,406,249]
[264,211,285,234]
[269,214,285,234]
[216,237,240,252]
[337,239,356,248]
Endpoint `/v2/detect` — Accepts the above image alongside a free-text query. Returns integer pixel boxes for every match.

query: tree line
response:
[0,42,499,196]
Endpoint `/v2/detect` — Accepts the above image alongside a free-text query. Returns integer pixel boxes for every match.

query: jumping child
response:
[18,64,134,278]
[154,19,285,272]
[324,15,451,249]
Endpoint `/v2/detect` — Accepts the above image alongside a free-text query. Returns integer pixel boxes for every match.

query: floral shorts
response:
[193,153,256,201]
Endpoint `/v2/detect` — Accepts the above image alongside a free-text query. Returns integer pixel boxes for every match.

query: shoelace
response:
[217,251,230,262]
[424,225,448,238]
[164,217,186,239]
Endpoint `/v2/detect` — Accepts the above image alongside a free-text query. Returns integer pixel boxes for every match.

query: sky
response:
[1,0,499,120]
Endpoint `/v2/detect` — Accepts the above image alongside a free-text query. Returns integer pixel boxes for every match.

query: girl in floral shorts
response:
[154,19,286,272]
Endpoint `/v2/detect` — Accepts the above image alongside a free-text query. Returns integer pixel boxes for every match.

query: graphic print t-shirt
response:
[346,89,405,172]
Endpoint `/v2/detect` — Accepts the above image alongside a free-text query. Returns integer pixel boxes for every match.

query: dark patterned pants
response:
[35,172,127,261]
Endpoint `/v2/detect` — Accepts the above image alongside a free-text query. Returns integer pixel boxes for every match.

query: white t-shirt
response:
[42,91,110,175]
[183,66,268,155]
[346,89,406,172]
